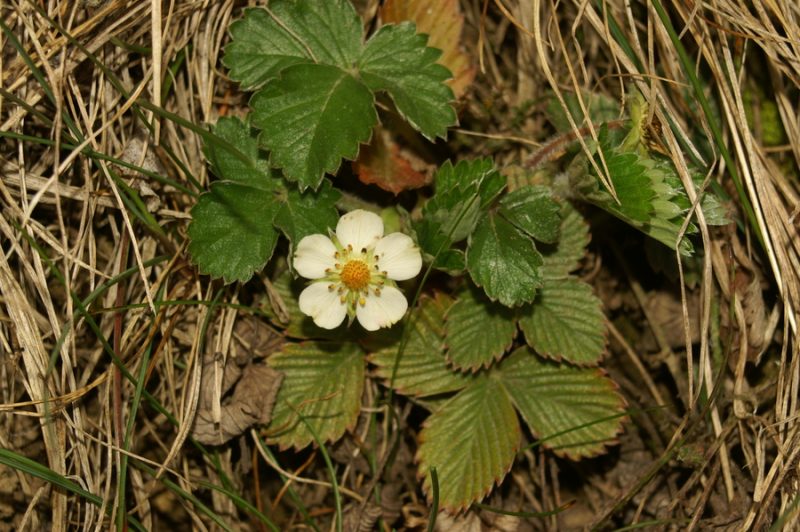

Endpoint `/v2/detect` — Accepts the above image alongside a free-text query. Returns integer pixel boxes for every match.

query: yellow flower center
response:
[340,260,371,290]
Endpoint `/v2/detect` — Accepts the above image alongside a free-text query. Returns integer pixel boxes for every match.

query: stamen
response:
[340,295,347,304]
[359,297,366,306]
[374,288,381,296]
[347,244,353,251]
[361,247,367,254]
[340,260,371,290]
[334,251,340,259]
[328,284,335,291]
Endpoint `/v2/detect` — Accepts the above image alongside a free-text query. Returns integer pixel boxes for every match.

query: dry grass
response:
[1,0,799,530]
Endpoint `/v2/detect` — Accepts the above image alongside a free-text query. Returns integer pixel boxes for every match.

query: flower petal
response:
[298,282,347,329]
[374,233,422,281]
[356,286,408,331]
[336,209,383,252]
[294,234,337,279]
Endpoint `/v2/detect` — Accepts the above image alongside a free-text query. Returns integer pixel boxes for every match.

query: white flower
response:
[293,209,422,331]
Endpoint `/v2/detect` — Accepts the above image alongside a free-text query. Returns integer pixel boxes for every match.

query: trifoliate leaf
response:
[265,341,364,449]
[518,278,607,366]
[380,0,475,99]
[445,289,517,372]
[416,377,520,511]
[251,63,377,190]
[223,0,362,89]
[370,294,474,397]
[498,347,626,458]
[359,22,456,140]
[204,116,278,186]
[466,212,543,307]
[539,203,590,279]
[275,180,341,245]
[499,185,562,244]
[188,182,280,283]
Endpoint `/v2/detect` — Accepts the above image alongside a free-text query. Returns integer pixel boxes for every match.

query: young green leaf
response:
[223,0,362,89]
[416,377,520,511]
[415,159,505,272]
[275,180,341,245]
[251,63,377,190]
[445,289,517,371]
[498,185,562,243]
[498,347,626,458]
[423,159,503,241]
[188,182,280,283]
[370,294,474,397]
[466,211,543,306]
[589,146,655,223]
[539,204,590,279]
[518,278,607,366]
[266,341,364,449]
[358,22,456,140]
[413,218,466,273]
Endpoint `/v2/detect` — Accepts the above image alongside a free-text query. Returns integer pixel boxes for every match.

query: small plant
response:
[188,0,725,513]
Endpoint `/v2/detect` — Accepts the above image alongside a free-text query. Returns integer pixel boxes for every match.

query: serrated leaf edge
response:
[443,295,517,372]
[414,381,521,512]
[521,277,610,368]
[502,363,628,459]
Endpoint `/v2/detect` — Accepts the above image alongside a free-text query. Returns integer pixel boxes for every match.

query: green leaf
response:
[590,145,655,223]
[252,63,377,190]
[499,185,562,243]
[423,159,503,241]
[417,377,520,511]
[466,212,543,306]
[445,289,517,371]
[518,278,607,366]
[370,294,474,397]
[266,341,364,449]
[539,203,590,279]
[188,182,280,283]
[205,116,278,186]
[415,159,505,273]
[359,22,456,140]
[413,218,466,273]
[498,348,626,458]
[275,180,341,245]
[223,0,362,89]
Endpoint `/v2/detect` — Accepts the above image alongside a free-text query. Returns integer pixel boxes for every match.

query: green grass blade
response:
[0,448,145,530]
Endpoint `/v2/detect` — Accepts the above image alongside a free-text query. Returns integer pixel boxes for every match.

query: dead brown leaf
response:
[192,359,283,446]
[352,126,433,194]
